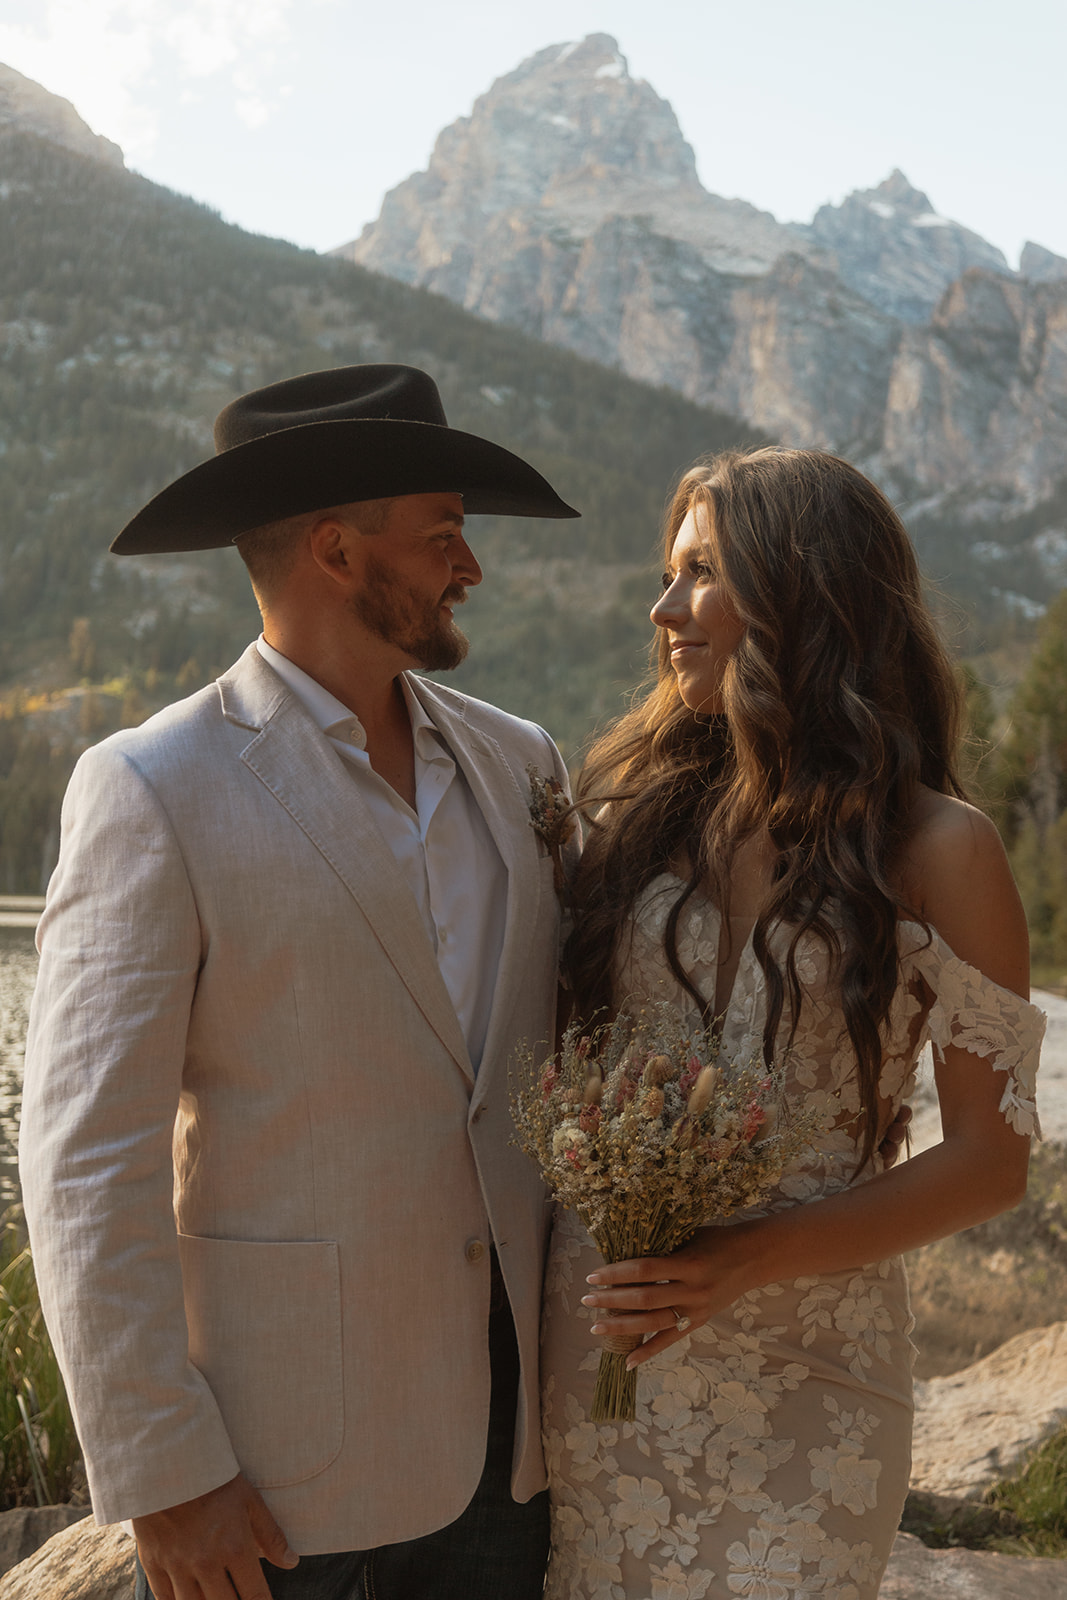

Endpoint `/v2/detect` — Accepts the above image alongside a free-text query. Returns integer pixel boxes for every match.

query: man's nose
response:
[453,536,483,587]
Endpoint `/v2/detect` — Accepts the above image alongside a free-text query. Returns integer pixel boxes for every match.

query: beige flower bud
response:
[687,1064,719,1118]
[641,1087,665,1119]
[642,1053,675,1086]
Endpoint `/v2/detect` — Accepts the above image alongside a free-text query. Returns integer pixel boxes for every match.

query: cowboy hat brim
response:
[110,417,579,554]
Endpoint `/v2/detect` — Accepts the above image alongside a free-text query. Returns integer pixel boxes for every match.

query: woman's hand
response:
[581,1219,772,1369]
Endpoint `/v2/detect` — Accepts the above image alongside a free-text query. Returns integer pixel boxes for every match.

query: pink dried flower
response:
[743,1104,765,1140]
[579,1104,602,1135]
[679,1055,702,1094]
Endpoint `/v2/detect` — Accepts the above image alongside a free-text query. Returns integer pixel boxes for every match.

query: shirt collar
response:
[256,635,450,762]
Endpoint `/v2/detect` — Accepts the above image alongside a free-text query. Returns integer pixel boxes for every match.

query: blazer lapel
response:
[219,649,474,1084]
[407,677,546,1087]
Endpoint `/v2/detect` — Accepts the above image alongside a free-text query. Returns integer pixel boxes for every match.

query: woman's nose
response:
[651,577,686,629]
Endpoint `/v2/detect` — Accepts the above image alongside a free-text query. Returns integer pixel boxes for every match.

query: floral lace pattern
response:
[542,876,1044,1599]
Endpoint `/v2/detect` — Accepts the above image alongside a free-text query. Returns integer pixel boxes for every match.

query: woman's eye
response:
[660,571,673,592]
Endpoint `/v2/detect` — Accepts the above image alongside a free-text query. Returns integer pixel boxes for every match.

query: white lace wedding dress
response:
[541,874,1044,1600]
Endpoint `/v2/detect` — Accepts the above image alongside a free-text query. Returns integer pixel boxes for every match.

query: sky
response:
[0,0,1063,266]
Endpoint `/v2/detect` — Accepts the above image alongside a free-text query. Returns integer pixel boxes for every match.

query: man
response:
[20,364,579,1600]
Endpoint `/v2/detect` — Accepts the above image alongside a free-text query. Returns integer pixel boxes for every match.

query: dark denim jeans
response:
[135,1272,549,1600]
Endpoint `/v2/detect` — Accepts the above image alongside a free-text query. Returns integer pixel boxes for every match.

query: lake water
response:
[0,925,37,1205]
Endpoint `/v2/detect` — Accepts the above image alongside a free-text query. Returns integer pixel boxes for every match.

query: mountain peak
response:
[869,169,935,216]
[341,35,800,290]
[552,34,628,75]
[805,170,1009,321]
[0,62,124,169]
[1020,240,1067,283]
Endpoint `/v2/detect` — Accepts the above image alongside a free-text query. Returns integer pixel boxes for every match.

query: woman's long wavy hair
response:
[564,447,967,1171]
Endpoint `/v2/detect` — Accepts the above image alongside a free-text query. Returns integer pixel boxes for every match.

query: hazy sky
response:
[0,0,1063,265]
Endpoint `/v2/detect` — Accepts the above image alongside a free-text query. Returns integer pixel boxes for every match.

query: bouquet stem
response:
[590,1331,643,1422]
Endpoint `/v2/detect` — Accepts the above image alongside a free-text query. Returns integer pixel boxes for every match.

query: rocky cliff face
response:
[882,270,1067,504]
[353,35,804,289]
[0,63,123,169]
[795,169,1011,324]
[340,35,1067,515]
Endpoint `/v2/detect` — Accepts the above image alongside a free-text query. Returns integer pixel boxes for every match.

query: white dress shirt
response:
[256,637,506,1071]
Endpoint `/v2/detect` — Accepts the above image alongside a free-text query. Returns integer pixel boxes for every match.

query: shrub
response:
[0,1208,81,1507]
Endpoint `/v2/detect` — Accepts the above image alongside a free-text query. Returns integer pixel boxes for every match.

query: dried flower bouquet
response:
[512,1006,819,1421]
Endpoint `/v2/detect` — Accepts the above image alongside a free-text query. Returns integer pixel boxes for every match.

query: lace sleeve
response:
[908,929,1046,1137]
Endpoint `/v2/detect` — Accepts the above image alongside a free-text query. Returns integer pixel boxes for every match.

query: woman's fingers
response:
[585,1253,680,1287]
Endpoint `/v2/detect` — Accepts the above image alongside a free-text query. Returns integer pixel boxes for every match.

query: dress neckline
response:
[640,871,1043,1029]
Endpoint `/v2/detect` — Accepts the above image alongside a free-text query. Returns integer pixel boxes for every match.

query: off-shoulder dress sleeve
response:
[905,925,1046,1138]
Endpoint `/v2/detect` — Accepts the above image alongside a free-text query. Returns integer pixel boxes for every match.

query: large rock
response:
[0,1518,134,1600]
[0,1507,90,1579]
[910,1320,1067,1497]
[881,1530,1067,1598]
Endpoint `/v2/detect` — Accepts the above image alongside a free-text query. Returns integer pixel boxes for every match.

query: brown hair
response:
[236,497,396,604]
[565,447,966,1170]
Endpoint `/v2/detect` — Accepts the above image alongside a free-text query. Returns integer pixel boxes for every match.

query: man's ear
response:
[308,515,358,590]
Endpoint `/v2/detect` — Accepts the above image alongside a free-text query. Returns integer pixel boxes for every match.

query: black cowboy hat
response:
[110,364,579,554]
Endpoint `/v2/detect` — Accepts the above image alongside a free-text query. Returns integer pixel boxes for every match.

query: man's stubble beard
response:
[351,557,470,672]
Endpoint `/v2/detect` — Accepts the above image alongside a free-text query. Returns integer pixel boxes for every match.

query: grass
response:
[987,1424,1067,1557]
[0,1207,81,1508]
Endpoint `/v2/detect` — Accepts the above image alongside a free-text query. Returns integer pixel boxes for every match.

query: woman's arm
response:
[581,797,1035,1366]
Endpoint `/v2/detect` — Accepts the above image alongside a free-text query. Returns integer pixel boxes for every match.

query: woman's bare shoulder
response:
[904,788,1001,863]
[898,788,1029,996]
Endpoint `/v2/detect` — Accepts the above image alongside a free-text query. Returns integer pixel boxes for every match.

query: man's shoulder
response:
[72,671,247,794]
[87,681,221,759]
[78,645,276,777]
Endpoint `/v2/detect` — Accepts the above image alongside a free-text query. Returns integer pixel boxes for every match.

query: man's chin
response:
[412,626,469,673]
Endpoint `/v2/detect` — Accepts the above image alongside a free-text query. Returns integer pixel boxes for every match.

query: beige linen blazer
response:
[20,645,567,1553]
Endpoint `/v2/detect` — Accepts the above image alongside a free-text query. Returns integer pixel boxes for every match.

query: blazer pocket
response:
[178,1233,343,1488]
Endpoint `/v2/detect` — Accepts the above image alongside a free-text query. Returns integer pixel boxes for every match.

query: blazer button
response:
[465,1238,487,1264]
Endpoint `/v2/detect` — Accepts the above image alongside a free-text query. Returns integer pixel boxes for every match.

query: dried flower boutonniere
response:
[527,764,577,904]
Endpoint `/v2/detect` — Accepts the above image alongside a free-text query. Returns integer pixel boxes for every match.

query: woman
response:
[540,448,1043,1599]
